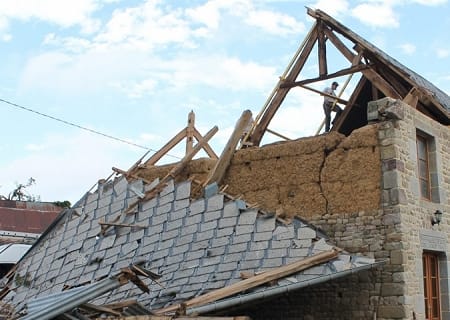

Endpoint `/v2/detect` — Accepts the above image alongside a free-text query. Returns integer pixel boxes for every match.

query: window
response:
[416,131,439,202]
[416,134,431,199]
[423,252,441,320]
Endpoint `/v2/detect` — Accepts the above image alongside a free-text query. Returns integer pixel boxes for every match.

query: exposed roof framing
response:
[246,8,450,147]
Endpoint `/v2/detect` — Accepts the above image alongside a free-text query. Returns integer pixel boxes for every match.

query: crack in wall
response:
[318,149,329,215]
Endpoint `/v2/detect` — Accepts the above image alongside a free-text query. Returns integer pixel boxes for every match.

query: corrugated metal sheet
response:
[0,244,31,263]
[21,276,122,320]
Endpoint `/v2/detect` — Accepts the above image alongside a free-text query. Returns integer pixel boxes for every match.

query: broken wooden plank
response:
[112,167,152,185]
[153,248,340,315]
[98,221,147,229]
[203,110,252,187]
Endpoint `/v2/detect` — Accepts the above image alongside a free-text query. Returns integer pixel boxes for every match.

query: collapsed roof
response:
[1,177,380,319]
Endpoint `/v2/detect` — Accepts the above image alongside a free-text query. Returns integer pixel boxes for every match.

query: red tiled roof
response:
[0,200,62,234]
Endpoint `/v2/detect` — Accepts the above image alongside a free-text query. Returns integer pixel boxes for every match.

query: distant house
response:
[1,8,450,320]
[0,200,62,277]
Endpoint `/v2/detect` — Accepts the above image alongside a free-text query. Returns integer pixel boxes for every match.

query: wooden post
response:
[204,110,252,187]
[186,111,195,155]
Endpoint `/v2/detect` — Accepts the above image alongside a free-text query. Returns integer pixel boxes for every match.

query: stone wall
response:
[369,98,450,320]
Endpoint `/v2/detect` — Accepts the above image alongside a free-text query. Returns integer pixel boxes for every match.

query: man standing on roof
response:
[322,81,343,132]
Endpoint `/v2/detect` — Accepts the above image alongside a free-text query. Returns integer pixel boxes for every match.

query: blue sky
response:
[0,0,449,203]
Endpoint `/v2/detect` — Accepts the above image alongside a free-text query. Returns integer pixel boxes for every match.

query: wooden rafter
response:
[144,111,218,166]
[250,24,319,147]
[322,27,401,99]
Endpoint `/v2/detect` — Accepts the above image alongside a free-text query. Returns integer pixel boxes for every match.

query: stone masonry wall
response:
[368,98,450,320]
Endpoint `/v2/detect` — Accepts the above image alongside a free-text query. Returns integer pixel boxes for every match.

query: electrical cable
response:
[0,97,182,160]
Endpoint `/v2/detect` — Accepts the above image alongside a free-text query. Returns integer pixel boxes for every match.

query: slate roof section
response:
[4,177,379,316]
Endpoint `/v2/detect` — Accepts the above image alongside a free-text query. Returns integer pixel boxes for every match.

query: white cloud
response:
[436,48,449,58]
[311,0,350,17]
[0,131,143,203]
[0,0,101,34]
[398,43,416,55]
[246,10,305,35]
[412,0,447,5]
[351,3,399,28]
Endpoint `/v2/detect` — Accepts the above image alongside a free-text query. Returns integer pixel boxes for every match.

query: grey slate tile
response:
[185,214,202,226]
[297,227,316,239]
[174,199,190,211]
[141,197,157,211]
[175,181,191,200]
[156,202,172,216]
[166,218,183,231]
[189,199,205,215]
[203,209,222,222]
[267,248,287,258]
[207,194,224,211]
[260,257,283,269]
[161,229,179,241]
[238,210,258,225]
[219,217,237,228]
[200,220,217,232]
[159,192,175,206]
[271,239,292,249]
[256,216,276,232]
[223,202,239,218]
[235,225,254,235]
[160,179,174,196]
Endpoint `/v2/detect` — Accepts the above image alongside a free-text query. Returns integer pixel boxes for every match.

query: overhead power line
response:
[0,98,181,160]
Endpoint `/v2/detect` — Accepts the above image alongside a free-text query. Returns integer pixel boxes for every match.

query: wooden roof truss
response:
[245,8,450,147]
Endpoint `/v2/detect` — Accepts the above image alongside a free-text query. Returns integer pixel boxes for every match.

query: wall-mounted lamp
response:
[431,210,443,226]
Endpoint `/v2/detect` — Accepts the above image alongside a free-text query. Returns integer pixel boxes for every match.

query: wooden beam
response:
[112,167,152,184]
[126,126,218,213]
[266,128,292,141]
[145,128,186,166]
[193,128,219,159]
[403,87,419,108]
[204,110,252,187]
[280,63,369,89]
[323,27,401,99]
[294,84,348,105]
[186,111,195,155]
[318,21,327,76]
[250,25,319,147]
[153,248,340,315]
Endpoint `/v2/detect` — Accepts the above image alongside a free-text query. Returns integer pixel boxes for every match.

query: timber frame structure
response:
[244,8,450,147]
